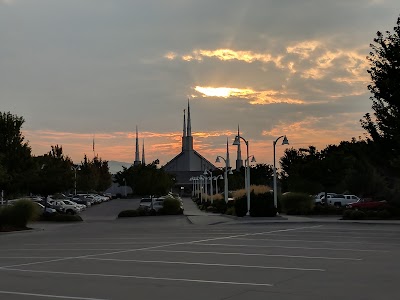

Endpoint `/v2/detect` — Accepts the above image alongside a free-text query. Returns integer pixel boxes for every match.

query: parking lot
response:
[0,200,399,299]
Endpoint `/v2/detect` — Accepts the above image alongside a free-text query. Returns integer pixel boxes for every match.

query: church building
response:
[164,100,216,186]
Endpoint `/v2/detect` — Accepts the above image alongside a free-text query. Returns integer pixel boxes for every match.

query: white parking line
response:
[0,257,64,259]
[23,242,171,246]
[234,238,396,246]
[146,249,362,261]
[0,290,109,300]
[196,243,389,252]
[0,225,323,269]
[2,268,274,287]
[263,233,400,241]
[82,257,325,272]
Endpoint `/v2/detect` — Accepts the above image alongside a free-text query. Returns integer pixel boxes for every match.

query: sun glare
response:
[194,86,254,98]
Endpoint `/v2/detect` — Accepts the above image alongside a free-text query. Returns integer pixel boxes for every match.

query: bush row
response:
[118,197,183,218]
[0,199,39,230]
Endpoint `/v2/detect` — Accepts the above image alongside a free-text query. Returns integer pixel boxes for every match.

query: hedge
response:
[0,199,40,229]
[281,192,314,215]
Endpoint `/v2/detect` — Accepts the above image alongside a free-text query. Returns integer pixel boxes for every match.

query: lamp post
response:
[273,135,289,211]
[203,170,213,198]
[190,177,195,197]
[199,177,204,203]
[71,165,80,195]
[213,175,223,195]
[233,135,251,215]
[215,156,232,203]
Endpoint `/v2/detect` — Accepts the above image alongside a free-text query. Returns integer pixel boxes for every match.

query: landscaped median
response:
[192,186,400,220]
[0,199,83,232]
[118,195,183,218]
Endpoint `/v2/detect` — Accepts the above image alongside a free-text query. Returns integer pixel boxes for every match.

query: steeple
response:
[183,109,186,137]
[187,99,192,137]
[134,126,141,166]
[235,124,243,170]
[182,99,194,152]
[226,138,231,169]
[142,139,145,165]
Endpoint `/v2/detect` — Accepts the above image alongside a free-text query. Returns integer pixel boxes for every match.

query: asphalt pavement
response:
[0,197,399,300]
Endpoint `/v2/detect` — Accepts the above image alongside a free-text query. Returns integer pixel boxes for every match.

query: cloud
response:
[193,86,306,105]
[0,0,14,5]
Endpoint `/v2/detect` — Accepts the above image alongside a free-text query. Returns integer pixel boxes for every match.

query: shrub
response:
[377,210,391,219]
[0,199,40,229]
[118,210,139,218]
[212,199,227,214]
[234,195,247,217]
[162,197,183,215]
[351,210,367,220]
[281,192,314,215]
[313,204,344,215]
[249,191,277,217]
[225,206,235,215]
[342,209,353,220]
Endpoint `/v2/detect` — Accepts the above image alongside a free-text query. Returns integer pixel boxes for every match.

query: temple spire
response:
[134,126,141,166]
[226,138,231,169]
[142,139,145,165]
[187,99,192,137]
[183,109,186,137]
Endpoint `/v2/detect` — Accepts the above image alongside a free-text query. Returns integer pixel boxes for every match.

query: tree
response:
[0,112,33,197]
[361,15,400,158]
[30,145,74,196]
[115,162,174,196]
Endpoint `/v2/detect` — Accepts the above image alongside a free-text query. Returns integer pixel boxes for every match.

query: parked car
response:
[346,198,390,210]
[151,197,165,213]
[48,199,80,215]
[139,197,152,210]
[314,192,335,205]
[35,202,57,214]
[321,194,355,207]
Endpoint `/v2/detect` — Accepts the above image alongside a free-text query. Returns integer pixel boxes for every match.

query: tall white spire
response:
[183,109,186,137]
[187,99,191,137]
[142,139,145,165]
[226,138,231,169]
[235,124,243,170]
[134,126,141,166]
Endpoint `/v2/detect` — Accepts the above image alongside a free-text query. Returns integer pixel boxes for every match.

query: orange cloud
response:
[194,86,306,105]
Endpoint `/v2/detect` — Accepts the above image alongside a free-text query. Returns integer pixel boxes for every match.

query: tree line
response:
[0,112,112,199]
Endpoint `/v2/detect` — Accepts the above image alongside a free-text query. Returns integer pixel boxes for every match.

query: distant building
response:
[164,100,216,186]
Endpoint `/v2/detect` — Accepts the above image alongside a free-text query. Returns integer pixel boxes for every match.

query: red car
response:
[346,198,390,210]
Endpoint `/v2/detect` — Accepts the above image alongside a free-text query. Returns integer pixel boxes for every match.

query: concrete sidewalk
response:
[181,197,400,226]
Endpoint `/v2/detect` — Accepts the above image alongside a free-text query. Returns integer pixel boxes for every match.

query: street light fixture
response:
[203,169,213,199]
[273,135,289,212]
[233,135,252,216]
[215,156,233,204]
[200,175,208,202]
[213,175,223,195]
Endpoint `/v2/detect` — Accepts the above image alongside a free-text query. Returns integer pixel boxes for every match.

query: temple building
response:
[164,100,216,186]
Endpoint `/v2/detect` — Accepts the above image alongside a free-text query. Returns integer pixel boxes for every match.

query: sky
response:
[1,0,399,170]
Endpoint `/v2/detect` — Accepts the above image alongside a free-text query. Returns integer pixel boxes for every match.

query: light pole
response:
[199,177,204,203]
[203,170,213,199]
[213,175,223,195]
[233,135,251,215]
[273,135,289,211]
[190,177,195,197]
[215,156,233,203]
[71,165,80,195]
